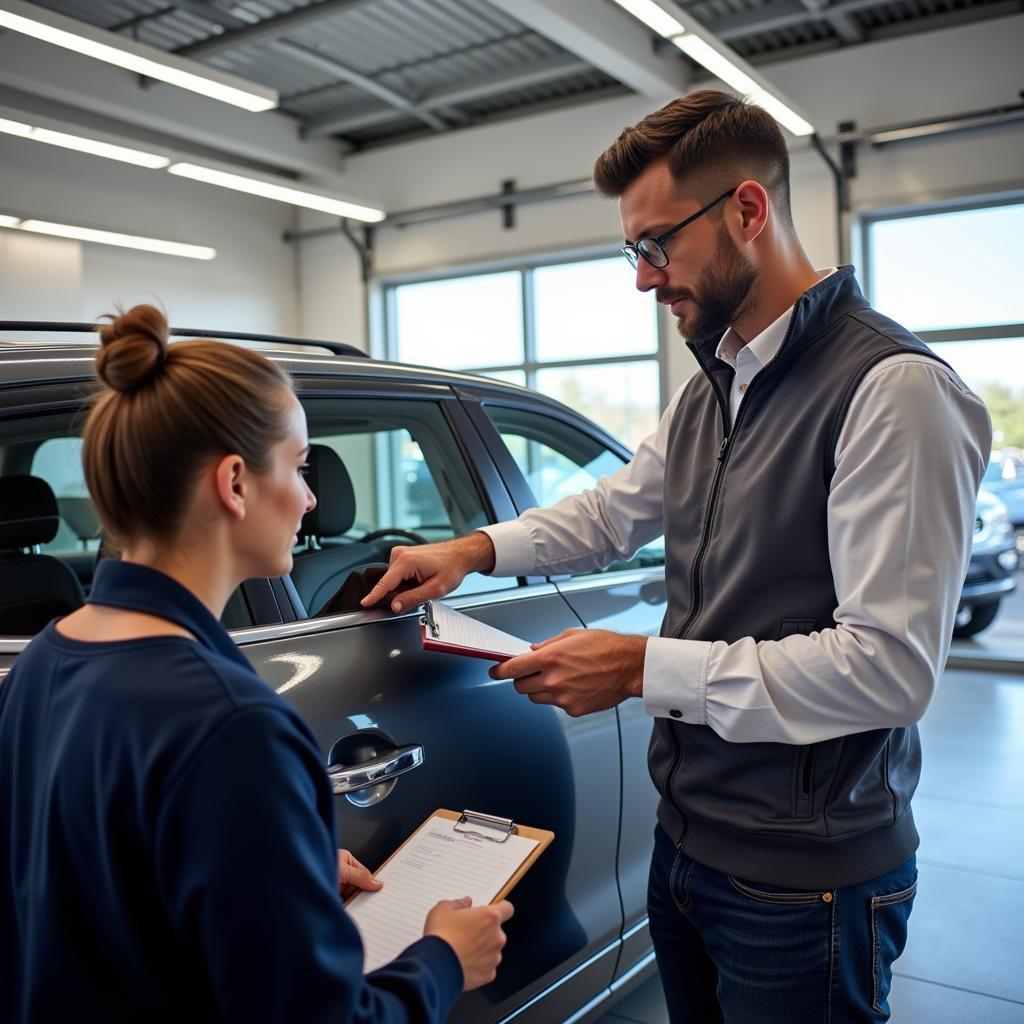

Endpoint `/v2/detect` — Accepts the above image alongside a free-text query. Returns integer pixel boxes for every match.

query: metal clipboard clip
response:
[421,602,439,639]
[454,809,518,843]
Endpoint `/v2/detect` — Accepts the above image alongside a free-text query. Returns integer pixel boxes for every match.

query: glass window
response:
[866,196,1024,654]
[932,338,1024,449]
[535,360,659,452]
[30,436,98,555]
[295,397,515,616]
[392,272,523,369]
[385,255,661,455]
[485,404,664,574]
[533,257,657,361]
[868,202,1024,332]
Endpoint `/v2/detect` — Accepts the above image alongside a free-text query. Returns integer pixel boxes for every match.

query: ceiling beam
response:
[711,0,893,41]
[485,0,689,100]
[301,53,591,138]
[110,1,252,36]
[176,0,372,60]
[269,39,447,132]
[796,0,865,43]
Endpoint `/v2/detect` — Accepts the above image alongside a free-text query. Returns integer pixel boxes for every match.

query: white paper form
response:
[347,815,539,973]
[425,601,532,659]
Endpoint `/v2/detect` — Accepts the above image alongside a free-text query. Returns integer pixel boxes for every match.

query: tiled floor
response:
[596,666,1024,1023]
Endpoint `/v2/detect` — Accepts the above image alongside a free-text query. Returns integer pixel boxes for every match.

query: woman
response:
[0,305,511,1023]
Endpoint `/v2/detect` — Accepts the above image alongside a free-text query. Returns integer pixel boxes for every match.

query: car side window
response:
[484,405,665,574]
[0,423,253,635]
[294,396,516,618]
[30,437,99,557]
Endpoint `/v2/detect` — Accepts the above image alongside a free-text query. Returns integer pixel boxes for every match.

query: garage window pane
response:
[868,203,1024,332]
[932,338,1024,448]
[533,258,657,360]
[535,361,660,452]
[393,272,523,369]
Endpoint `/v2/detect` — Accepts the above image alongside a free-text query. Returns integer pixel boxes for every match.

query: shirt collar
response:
[715,268,838,371]
[87,559,249,669]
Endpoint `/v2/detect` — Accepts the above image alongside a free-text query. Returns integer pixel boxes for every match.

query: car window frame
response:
[453,384,665,589]
[264,375,526,625]
[0,374,525,654]
[453,384,632,516]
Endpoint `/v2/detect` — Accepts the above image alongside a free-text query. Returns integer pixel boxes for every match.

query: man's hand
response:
[337,849,382,901]
[424,897,514,991]
[490,629,647,717]
[360,533,497,613]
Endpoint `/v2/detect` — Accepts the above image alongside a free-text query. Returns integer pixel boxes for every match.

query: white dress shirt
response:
[480,272,992,746]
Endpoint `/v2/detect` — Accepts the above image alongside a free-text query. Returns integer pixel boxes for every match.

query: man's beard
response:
[659,225,759,345]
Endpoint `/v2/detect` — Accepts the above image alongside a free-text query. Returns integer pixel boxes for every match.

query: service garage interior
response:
[1,0,1022,1021]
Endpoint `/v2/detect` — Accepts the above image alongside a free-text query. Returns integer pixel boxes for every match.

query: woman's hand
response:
[338,849,382,901]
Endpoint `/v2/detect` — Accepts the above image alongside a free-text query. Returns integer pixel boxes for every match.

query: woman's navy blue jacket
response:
[0,560,462,1023]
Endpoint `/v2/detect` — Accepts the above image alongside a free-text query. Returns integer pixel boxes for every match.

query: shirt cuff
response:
[477,522,537,577]
[642,637,712,725]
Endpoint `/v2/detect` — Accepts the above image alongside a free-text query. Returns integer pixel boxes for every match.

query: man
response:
[363,90,991,1022]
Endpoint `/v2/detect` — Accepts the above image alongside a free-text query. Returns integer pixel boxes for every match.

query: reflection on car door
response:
[237,381,625,1024]
[459,388,666,983]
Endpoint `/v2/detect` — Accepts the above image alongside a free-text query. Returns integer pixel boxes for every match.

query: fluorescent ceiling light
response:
[0,117,168,168]
[671,34,814,137]
[672,35,757,94]
[0,0,277,112]
[746,88,815,138]
[0,214,215,260]
[610,0,685,37]
[0,116,32,137]
[168,163,386,222]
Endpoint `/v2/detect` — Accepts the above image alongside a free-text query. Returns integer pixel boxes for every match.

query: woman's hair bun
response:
[96,304,170,392]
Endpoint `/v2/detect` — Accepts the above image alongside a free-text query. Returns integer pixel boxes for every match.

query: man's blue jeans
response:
[648,824,917,1023]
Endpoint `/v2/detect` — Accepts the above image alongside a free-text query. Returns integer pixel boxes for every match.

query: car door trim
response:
[553,568,666,594]
[495,929,655,1024]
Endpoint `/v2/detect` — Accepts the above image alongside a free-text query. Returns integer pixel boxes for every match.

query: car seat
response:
[290,445,387,616]
[0,475,85,635]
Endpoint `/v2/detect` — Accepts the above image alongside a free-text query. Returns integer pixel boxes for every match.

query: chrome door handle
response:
[326,744,424,794]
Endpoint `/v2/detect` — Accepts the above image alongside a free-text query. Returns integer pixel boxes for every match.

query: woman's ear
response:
[213,454,248,521]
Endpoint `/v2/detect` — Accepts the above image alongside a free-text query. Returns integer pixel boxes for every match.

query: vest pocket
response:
[778,617,818,639]
[793,746,815,819]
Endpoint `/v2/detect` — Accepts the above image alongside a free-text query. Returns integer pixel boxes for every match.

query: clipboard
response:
[420,600,533,663]
[345,808,555,973]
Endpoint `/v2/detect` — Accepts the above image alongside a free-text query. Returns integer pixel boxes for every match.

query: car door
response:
[0,373,623,1024]
[235,375,625,1024]
[457,385,667,984]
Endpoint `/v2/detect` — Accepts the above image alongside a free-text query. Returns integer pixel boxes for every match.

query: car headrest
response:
[0,475,62,549]
[298,444,356,540]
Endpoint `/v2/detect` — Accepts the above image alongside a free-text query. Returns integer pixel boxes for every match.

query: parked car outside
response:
[956,487,1018,638]
[980,450,1024,555]
[0,324,663,1024]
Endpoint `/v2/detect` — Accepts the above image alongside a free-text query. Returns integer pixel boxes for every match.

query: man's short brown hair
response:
[593,89,793,226]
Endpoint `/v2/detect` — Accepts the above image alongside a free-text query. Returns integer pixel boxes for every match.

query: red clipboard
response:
[420,600,532,663]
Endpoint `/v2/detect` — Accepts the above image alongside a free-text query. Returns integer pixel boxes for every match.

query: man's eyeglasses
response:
[621,187,737,270]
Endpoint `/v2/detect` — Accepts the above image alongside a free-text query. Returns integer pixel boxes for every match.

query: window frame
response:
[859,190,1024,347]
[0,376,528,652]
[374,244,670,414]
[455,384,665,583]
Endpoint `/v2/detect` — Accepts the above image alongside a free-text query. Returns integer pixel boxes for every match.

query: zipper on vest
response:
[660,368,733,819]
[672,373,733,642]
[671,315,800,644]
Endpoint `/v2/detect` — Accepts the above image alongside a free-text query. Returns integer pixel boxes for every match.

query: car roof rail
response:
[0,321,368,359]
